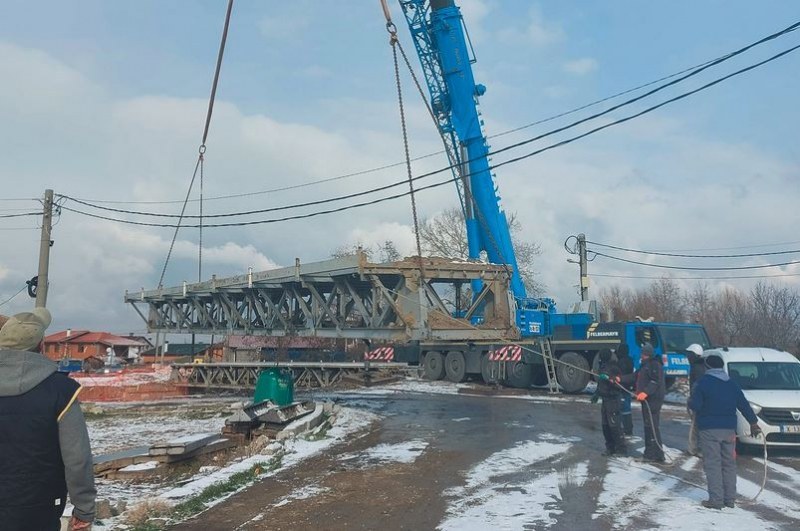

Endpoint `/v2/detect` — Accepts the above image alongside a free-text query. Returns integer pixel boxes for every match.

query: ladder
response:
[540,339,559,394]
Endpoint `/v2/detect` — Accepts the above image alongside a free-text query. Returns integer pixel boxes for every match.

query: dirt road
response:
[172,382,800,530]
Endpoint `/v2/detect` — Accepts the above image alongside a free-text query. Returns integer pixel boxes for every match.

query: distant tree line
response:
[600,279,800,355]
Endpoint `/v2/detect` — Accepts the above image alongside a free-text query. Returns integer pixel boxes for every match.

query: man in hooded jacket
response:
[594,349,627,456]
[689,352,760,509]
[635,343,666,462]
[0,308,96,530]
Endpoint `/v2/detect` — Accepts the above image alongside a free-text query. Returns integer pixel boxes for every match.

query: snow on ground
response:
[273,484,330,508]
[340,439,429,465]
[439,436,572,530]
[87,410,227,455]
[118,460,160,472]
[594,455,800,529]
[161,406,378,502]
[353,378,468,396]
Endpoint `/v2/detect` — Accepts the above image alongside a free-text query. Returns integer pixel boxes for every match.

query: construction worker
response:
[616,343,634,436]
[635,343,666,463]
[689,352,760,509]
[0,309,96,530]
[593,349,627,456]
[686,343,705,456]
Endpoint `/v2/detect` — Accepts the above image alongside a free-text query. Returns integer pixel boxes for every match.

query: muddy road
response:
[172,382,800,530]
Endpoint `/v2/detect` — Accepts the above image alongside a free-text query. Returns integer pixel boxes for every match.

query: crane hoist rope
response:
[158,0,233,288]
[383,4,426,284]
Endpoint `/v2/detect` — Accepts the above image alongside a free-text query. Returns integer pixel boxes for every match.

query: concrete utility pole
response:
[578,233,589,302]
[35,189,54,308]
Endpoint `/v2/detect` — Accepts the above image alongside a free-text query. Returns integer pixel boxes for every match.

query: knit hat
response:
[0,307,52,351]
[641,342,654,358]
[704,353,724,369]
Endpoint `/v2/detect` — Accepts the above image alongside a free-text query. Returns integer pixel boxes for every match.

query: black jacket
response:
[597,359,623,398]
[0,350,95,527]
[617,355,635,391]
[635,357,666,401]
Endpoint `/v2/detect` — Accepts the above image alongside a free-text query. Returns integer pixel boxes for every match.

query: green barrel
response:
[254,368,294,406]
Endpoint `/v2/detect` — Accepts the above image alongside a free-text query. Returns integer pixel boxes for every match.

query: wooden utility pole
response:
[36,189,54,308]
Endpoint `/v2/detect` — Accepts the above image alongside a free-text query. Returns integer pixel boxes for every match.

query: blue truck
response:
[383,0,713,392]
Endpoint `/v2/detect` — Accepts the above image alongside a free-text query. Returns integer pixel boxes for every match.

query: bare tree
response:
[419,207,544,295]
[748,282,800,351]
[648,277,685,322]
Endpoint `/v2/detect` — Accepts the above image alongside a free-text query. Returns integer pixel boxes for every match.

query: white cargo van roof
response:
[705,347,798,364]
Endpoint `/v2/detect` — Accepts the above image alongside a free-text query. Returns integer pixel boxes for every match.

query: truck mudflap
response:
[664,352,690,377]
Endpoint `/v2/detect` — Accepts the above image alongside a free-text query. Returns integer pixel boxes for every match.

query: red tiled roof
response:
[44,331,149,347]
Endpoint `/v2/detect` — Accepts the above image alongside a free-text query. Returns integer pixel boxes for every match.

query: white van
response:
[704,347,800,447]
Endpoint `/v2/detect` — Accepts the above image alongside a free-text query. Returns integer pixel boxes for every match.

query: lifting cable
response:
[382,2,425,274]
[158,0,233,288]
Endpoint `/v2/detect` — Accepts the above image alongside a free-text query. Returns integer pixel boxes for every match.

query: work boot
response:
[702,500,723,510]
[724,501,735,508]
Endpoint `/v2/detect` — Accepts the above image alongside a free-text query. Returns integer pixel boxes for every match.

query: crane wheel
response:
[444,351,467,383]
[556,352,590,393]
[505,360,532,388]
[481,355,500,384]
[423,351,446,380]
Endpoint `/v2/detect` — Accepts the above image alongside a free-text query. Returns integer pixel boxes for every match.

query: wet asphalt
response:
[175,383,800,530]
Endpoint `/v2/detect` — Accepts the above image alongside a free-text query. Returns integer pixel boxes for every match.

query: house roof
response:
[44,331,149,347]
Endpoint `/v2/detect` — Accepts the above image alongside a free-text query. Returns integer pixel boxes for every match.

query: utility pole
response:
[36,189,54,308]
[578,233,589,302]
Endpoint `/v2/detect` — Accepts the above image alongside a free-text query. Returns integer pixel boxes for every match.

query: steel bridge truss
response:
[170,362,407,390]
[126,251,517,342]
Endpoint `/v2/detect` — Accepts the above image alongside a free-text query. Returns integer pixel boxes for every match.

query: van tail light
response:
[662,354,668,366]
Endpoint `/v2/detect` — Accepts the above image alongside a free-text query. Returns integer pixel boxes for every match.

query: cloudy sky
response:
[1,1,798,335]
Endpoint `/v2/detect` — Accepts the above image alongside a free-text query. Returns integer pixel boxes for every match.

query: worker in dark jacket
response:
[0,308,96,531]
[594,349,627,456]
[686,343,705,456]
[689,353,760,509]
[635,343,666,463]
[616,343,634,436]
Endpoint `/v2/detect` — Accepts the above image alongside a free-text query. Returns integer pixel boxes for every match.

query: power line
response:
[0,286,26,308]
[59,37,800,223]
[626,239,800,253]
[592,272,800,280]
[58,20,800,207]
[59,41,800,229]
[591,250,800,271]
[586,240,800,258]
[0,212,40,219]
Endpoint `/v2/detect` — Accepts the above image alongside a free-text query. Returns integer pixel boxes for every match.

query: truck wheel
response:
[481,355,500,384]
[556,352,590,393]
[531,365,548,386]
[445,351,467,383]
[505,361,532,388]
[423,351,445,380]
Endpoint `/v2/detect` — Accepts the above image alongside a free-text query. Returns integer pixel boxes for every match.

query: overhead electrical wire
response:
[590,250,800,271]
[0,212,40,219]
[586,240,800,259]
[592,272,800,280]
[58,41,800,229]
[58,20,800,208]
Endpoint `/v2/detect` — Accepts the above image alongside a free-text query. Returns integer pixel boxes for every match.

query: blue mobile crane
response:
[389,0,711,392]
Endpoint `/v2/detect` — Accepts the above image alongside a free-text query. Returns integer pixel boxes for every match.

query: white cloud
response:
[562,57,598,75]
[499,5,564,47]
[347,222,417,258]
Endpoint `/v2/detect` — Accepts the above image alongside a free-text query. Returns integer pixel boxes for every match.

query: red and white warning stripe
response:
[364,346,395,362]
[488,345,522,362]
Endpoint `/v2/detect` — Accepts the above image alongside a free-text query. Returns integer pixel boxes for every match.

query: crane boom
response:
[398,0,526,299]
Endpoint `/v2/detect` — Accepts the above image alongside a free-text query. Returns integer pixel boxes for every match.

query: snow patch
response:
[118,460,160,472]
[452,417,471,422]
[439,438,572,530]
[341,439,429,465]
[273,484,330,508]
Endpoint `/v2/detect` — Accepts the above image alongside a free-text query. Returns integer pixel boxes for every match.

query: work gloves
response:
[69,516,92,530]
[598,373,610,381]
[750,423,763,437]
[636,392,648,401]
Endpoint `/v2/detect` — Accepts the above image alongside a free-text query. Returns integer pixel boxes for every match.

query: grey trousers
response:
[699,429,737,504]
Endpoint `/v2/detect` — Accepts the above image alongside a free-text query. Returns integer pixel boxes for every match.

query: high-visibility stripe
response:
[57,386,82,422]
